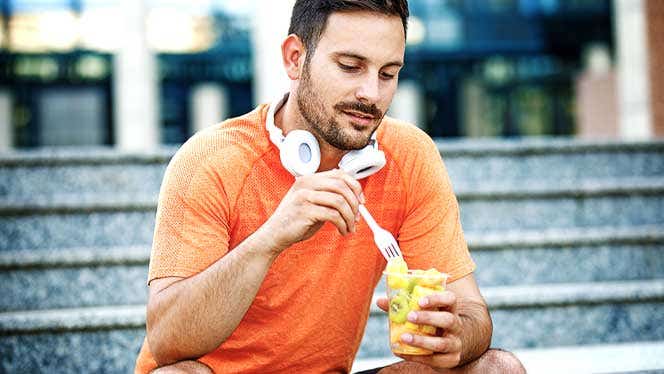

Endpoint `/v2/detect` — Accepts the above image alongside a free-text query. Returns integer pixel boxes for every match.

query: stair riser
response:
[358,302,664,358]
[0,329,144,373]
[0,212,155,251]
[459,195,664,231]
[0,266,148,311]
[445,152,664,188]
[4,243,661,313]
[373,244,664,294]
[2,195,663,250]
[0,164,166,201]
[2,152,663,198]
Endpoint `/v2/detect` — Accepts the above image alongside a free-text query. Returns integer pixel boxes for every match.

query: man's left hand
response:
[377,291,464,370]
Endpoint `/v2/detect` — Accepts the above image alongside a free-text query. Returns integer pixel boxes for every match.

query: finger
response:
[315,169,364,204]
[407,310,461,333]
[306,190,356,233]
[333,168,365,204]
[376,296,389,312]
[419,291,456,311]
[400,333,461,355]
[309,204,349,235]
[303,174,361,221]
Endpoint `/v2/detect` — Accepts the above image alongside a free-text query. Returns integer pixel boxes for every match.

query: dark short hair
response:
[288,0,409,59]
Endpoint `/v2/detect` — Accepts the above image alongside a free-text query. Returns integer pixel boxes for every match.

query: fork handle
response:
[358,205,381,233]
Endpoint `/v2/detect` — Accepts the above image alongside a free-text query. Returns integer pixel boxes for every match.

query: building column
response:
[645,0,664,136]
[389,80,425,129]
[252,0,295,105]
[113,0,160,150]
[614,0,652,139]
[0,90,11,151]
[190,83,228,134]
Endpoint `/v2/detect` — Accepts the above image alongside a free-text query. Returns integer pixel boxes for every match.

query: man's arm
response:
[147,169,364,366]
[147,226,281,365]
[376,273,492,370]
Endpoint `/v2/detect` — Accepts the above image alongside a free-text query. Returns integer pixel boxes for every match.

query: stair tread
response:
[3,279,663,333]
[2,176,664,212]
[2,139,664,167]
[369,278,664,314]
[2,223,662,268]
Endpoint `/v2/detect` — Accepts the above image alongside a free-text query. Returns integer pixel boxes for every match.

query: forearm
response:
[455,298,493,367]
[147,226,282,365]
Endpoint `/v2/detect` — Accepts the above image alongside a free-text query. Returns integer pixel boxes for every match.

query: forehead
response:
[314,11,405,64]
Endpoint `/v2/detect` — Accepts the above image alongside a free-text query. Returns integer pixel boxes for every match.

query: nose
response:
[355,73,380,104]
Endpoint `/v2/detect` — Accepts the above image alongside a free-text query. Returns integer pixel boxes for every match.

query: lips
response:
[343,110,375,120]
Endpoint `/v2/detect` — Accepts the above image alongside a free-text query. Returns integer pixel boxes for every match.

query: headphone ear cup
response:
[280,130,321,176]
[339,147,386,179]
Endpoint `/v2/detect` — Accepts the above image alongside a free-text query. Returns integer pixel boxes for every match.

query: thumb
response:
[376,296,389,312]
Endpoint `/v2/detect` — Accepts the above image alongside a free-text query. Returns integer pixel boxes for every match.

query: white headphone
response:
[266,94,386,179]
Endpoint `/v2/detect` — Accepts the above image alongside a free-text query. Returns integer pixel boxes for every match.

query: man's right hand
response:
[261,168,365,254]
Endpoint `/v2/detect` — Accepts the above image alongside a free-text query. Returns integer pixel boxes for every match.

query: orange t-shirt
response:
[134,104,475,373]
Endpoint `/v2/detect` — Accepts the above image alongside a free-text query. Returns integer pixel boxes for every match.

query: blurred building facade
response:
[0,0,661,151]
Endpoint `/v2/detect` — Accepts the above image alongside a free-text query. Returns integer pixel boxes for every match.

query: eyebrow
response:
[332,51,404,68]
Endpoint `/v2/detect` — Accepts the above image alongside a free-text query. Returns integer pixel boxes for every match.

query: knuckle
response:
[433,339,448,352]
[445,291,456,304]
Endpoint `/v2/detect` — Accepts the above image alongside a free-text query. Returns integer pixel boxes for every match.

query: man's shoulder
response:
[166,105,272,183]
[377,116,438,161]
[177,105,269,160]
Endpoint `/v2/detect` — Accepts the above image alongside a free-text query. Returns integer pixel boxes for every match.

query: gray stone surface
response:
[0,265,148,311]
[357,302,664,358]
[1,193,662,251]
[445,152,664,189]
[0,211,155,251]
[458,194,664,231]
[0,164,166,203]
[0,139,663,370]
[0,328,145,373]
[471,244,664,287]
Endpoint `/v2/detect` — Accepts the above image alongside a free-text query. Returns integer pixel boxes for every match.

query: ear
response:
[281,34,307,80]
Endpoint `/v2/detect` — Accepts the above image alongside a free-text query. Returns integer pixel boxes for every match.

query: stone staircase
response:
[1,139,663,373]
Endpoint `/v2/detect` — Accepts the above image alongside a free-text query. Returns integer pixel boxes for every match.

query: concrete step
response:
[1,140,662,199]
[0,209,155,251]
[0,246,149,311]
[0,305,146,373]
[351,340,664,374]
[3,225,662,311]
[2,178,663,250]
[1,279,663,372]
[359,279,664,358]
[0,147,171,202]
[439,138,664,188]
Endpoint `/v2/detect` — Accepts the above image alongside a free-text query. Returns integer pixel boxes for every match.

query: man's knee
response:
[150,360,213,374]
[480,349,526,374]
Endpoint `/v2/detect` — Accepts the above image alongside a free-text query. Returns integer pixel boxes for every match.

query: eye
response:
[380,71,397,80]
[339,63,359,72]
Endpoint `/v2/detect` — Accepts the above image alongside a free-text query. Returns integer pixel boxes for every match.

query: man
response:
[135,1,526,373]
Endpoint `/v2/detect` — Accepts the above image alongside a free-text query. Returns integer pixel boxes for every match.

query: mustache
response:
[334,101,383,119]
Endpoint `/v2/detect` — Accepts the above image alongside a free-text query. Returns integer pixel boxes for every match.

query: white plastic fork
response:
[358,204,403,260]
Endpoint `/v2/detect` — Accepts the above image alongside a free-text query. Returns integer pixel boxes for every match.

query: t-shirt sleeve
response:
[396,133,475,283]
[147,145,231,284]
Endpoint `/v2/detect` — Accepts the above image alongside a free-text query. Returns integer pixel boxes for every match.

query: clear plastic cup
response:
[383,269,448,355]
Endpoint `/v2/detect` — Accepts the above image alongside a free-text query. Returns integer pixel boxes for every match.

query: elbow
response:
[146,300,183,366]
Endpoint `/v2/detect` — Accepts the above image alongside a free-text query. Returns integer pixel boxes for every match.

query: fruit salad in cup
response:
[383,258,448,355]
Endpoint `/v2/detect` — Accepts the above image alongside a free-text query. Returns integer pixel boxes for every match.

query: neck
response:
[275,94,347,172]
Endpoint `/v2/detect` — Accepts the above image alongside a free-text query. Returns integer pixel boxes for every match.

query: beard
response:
[296,64,384,151]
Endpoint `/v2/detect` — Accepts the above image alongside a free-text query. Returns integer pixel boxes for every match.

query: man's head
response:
[289,0,409,65]
[282,1,409,151]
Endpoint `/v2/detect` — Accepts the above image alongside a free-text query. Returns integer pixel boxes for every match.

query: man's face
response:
[296,11,405,151]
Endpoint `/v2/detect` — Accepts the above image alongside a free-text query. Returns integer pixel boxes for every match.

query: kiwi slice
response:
[389,293,410,324]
